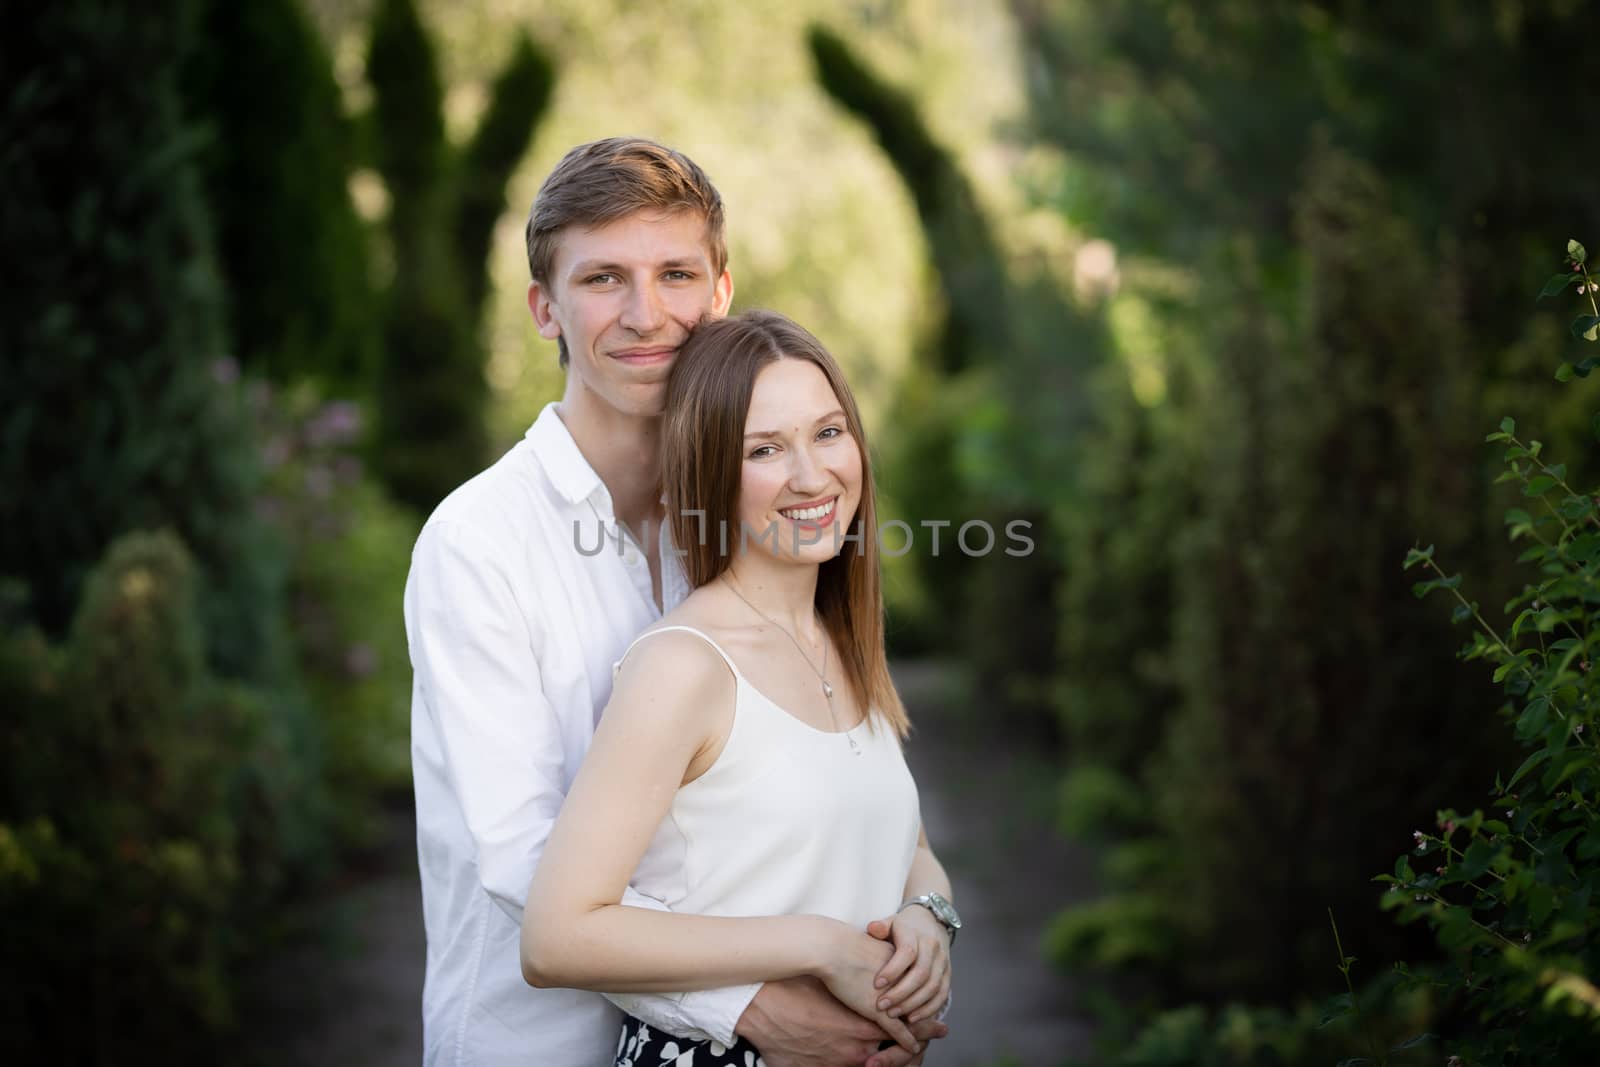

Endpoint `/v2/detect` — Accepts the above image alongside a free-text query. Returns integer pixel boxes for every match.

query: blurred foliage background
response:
[5,0,1600,1062]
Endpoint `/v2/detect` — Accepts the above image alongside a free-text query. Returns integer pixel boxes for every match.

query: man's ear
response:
[528,281,563,340]
[711,269,735,318]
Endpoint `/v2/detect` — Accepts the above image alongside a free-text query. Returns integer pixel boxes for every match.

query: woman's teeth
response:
[780,501,833,521]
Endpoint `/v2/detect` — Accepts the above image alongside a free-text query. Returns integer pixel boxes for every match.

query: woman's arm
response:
[902,828,954,906]
[519,632,919,1050]
[869,827,956,1023]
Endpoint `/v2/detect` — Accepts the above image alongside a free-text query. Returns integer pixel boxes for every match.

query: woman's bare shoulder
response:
[614,616,737,703]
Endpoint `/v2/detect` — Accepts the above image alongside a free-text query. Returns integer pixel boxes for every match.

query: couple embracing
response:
[405,138,960,1067]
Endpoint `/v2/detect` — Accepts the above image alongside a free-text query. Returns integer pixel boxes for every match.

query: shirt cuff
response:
[675,982,761,1047]
[604,982,760,1048]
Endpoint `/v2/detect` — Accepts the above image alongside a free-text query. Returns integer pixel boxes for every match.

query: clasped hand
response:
[818,907,952,1055]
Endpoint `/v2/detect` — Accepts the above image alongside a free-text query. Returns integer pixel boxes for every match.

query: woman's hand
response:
[815,922,922,1055]
[864,905,952,1024]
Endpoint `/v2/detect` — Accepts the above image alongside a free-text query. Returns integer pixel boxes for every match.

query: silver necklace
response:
[721,574,861,754]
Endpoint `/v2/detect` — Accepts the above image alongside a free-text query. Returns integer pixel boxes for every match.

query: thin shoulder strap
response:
[613,625,745,684]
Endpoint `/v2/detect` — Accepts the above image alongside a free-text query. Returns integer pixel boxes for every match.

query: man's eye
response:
[665,270,694,281]
[587,273,618,285]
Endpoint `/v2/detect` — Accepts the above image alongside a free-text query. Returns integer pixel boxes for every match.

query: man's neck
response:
[554,389,662,535]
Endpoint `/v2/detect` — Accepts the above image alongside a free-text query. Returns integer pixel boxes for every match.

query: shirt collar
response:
[524,403,604,506]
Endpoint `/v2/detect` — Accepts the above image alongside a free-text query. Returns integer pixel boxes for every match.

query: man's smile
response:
[610,345,676,366]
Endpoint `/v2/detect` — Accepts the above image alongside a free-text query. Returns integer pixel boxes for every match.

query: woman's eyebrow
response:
[743,410,847,439]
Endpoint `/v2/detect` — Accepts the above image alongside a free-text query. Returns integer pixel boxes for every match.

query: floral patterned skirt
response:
[615,1016,768,1067]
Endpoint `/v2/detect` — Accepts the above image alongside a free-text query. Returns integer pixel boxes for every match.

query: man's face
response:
[528,209,734,418]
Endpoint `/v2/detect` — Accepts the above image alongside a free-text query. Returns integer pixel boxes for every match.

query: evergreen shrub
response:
[1366,239,1600,1063]
[248,375,418,845]
[0,532,326,1061]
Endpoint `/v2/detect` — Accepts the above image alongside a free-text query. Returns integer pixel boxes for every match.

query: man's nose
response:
[619,281,667,335]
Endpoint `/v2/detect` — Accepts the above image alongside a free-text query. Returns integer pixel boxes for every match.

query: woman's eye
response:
[749,445,776,459]
[818,426,843,440]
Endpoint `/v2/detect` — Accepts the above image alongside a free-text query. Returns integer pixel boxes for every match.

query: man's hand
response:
[864,1017,947,1067]
[734,977,948,1067]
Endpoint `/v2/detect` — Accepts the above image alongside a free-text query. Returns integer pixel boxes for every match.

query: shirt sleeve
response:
[604,895,761,1046]
[406,519,761,1044]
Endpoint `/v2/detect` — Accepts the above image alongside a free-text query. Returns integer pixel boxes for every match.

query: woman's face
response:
[736,357,864,566]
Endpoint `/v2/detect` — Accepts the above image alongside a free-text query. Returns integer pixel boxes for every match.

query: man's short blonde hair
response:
[525,137,727,288]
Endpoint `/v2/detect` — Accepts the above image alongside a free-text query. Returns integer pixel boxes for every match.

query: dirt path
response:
[246,660,1098,1065]
[894,661,1099,1066]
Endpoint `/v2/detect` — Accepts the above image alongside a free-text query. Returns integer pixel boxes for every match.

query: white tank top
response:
[615,625,921,929]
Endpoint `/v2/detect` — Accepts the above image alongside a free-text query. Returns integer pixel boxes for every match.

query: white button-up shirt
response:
[405,404,759,1067]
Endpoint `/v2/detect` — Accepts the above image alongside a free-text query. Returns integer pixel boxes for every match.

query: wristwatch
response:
[902,892,962,945]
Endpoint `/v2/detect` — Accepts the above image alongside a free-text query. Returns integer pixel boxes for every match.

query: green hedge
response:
[0,532,326,1060]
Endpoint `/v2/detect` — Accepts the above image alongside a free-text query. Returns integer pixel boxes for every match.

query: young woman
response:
[521,310,957,1065]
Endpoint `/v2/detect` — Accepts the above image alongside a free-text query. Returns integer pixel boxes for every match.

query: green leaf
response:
[1525,475,1557,497]
[1516,696,1550,738]
[1508,748,1550,789]
[1457,839,1498,881]
[1403,544,1435,570]
[1573,315,1600,342]
[1318,992,1354,1028]
[1528,883,1556,927]
[1539,273,1581,300]
[1505,508,1533,527]
[1556,362,1577,382]
[1559,496,1595,522]
[1569,238,1588,265]
[1500,415,1516,435]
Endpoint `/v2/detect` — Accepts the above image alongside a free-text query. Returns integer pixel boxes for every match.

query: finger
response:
[879,949,933,1010]
[866,917,893,940]
[865,1046,913,1067]
[901,970,949,1023]
[902,956,949,1019]
[908,1017,949,1041]
[874,938,916,990]
[877,1011,920,1055]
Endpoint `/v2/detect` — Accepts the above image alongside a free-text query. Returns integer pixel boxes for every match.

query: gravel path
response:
[246,660,1098,1066]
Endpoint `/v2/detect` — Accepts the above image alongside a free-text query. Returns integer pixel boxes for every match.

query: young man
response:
[405,138,950,1067]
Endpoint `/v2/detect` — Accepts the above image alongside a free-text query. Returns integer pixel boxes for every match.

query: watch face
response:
[930,893,961,929]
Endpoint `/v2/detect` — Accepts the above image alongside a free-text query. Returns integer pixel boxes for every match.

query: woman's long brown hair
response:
[662,309,909,737]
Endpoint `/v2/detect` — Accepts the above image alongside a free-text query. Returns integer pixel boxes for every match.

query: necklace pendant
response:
[822,681,833,698]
